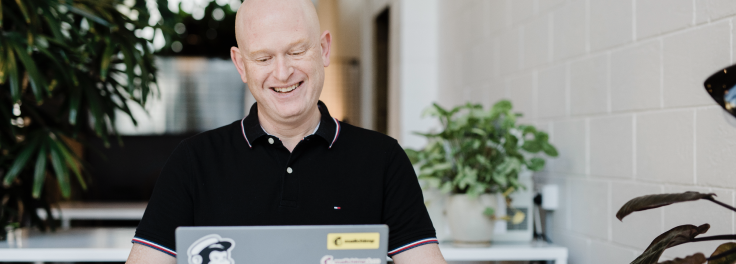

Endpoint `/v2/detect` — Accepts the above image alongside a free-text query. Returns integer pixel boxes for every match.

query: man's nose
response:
[273,56,294,82]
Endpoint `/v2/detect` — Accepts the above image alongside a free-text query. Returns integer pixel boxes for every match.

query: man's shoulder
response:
[337,122,400,150]
[179,120,242,150]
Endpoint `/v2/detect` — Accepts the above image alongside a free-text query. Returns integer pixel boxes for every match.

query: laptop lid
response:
[176,225,389,264]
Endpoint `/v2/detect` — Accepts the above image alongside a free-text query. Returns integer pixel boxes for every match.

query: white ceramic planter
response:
[446,193,498,244]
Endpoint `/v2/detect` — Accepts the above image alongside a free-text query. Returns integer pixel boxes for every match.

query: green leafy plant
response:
[0,0,161,236]
[405,100,558,198]
[618,191,736,264]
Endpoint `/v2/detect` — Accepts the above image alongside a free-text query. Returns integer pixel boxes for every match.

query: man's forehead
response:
[235,0,320,49]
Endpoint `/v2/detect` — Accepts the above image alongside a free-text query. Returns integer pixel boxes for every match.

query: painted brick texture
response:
[437,0,736,263]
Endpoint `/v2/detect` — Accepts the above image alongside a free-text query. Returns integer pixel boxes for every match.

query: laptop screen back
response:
[176,225,389,264]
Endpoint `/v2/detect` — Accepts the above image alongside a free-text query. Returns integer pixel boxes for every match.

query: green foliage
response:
[657,253,706,264]
[616,192,716,221]
[630,224,710,264]
[709,243,736,264]
[618,192,736,263]
[406,100,558,197]
[1,0,160,232]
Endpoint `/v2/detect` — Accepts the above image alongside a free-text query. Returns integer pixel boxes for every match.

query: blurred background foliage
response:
[157,0,239,58]
[0,0,242,235]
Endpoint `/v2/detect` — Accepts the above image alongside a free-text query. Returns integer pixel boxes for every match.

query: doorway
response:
[373,8,390,134]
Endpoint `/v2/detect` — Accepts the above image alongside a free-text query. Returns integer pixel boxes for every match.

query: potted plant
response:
[617,191,736,264]
[405,100,558,244]
[0,0,168,238]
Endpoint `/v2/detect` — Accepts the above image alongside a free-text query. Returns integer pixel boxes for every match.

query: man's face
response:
[234,2,329,121]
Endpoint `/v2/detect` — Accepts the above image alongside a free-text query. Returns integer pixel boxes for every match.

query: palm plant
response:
[0,0,163,236]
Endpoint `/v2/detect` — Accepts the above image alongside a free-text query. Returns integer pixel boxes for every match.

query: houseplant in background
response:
[617,191,736,264]
[405,100,558,244]
[0,0,167,238]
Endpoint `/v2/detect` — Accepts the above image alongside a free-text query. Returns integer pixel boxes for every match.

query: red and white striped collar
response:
[240,101,341,149]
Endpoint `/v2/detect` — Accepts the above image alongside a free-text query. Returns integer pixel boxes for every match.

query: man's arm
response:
[391,243,446,264]
[126,244,176,264]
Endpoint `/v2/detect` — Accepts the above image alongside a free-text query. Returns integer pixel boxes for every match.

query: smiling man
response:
[125,0,445,263]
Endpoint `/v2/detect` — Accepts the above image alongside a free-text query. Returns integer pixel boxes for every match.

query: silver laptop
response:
[176,225,389,264]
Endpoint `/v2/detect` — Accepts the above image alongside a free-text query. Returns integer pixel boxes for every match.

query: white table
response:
[37,202,147,229]
[0,228,134,262]
[0,227,567,263]
[439,241,567,263]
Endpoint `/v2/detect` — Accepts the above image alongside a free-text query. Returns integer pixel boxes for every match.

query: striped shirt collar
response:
[240,101,341,149]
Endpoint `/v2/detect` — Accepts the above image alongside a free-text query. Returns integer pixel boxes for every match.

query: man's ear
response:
[320,30,332,67]
[230,46,248,83]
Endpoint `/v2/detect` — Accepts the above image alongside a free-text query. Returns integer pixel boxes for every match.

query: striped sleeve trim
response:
[387,238,439,256]
[132,237,177,257]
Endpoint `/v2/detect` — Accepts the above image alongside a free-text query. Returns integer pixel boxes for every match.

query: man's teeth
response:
[273,83,299,93]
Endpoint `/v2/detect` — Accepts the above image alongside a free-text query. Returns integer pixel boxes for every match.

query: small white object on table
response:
[37,201,147,229]
[0,227,134,263]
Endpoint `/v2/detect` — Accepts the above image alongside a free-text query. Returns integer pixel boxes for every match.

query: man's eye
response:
[257,58,269,62]
[291,51,305,55]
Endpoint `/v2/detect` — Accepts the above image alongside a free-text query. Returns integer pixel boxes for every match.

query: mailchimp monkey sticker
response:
[326,233,380,250]
[187,234,236,264]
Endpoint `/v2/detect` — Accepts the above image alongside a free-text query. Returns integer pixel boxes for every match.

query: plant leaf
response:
[492,100,513,113]
[527,157,545,171]
[6,44,20,102]
[0,40,5,84]
[541,142,558,157]
[631,224,710,264]
[66,4,111,27]
[522,141,542,153]
[483,207,495,216]
[32,143,48,199]
[13,0,31,24]
[99,39,114,81]
[3,135,41,186]
[709,242,736,264]
[10,40,48,102]
[657,253,706,264]
[617,192,716,221]
[48,138,71,198]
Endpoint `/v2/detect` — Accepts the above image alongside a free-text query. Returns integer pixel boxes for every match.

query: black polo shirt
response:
[132,101,437,257]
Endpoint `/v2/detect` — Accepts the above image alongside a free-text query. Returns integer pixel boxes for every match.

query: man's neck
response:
[258,106,321,152]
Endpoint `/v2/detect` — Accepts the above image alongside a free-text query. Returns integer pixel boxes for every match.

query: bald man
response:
[126,1,446,263]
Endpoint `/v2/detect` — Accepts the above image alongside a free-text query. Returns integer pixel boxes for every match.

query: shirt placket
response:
[270,135,312,208]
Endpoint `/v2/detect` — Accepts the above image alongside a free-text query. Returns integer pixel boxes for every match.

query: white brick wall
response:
[570,53,609,115]
[610,40,661,112]
[537,64,568,118]
[589,114,634,179]
[435,0,736,262]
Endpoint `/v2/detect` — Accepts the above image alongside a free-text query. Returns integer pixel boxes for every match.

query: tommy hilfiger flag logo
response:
[334,206,341,210]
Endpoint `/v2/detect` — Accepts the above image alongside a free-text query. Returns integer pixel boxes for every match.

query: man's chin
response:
[270,105,309,120]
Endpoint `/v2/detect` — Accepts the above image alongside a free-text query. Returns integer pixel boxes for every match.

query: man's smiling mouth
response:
[271,81,303,93]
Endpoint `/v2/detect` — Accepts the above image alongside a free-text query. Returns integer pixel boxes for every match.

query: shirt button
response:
[287,167,293,174]
[268,138,274,144]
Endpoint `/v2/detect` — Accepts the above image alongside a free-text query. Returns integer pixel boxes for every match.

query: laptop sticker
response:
[326,233,380,250]
[187,234,236,264]
[320,255,381,264]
